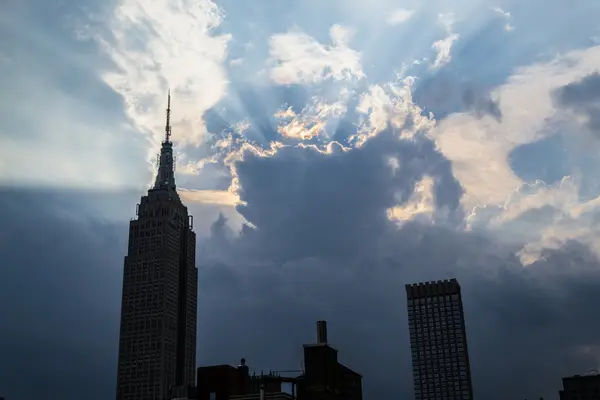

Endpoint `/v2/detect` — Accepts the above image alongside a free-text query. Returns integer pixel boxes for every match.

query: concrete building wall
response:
[406,279,474,400]
[560,374,600,400]
[116,190,197,400]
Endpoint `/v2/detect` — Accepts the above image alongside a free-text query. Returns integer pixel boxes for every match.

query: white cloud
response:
[492,6,514,32]
[269,24,364,85]
[466,177,600,265]
[515,192,600,265]
[179,188,239,206]
[432,44,600,210]
[274,91,350,141]
[94,0,231,151]
[434,113,520,208]
[466,177,579,238]
[353,75,434,145]
[431,13,459,69]
[275,109,327,141]
[386,8,415,25]
[492,6,511,19]
[430,45,600,263]
[432,34,459,68]
[387,175,436,224]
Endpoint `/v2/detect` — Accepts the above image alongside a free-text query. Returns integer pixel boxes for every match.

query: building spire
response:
[165,89,172,143]
[153,90,176,191]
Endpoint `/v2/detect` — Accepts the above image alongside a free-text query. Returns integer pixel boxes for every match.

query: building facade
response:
[196,321,362,400]
[559,373,600,400]
[405,279,474,400]
[229,393,294,400]
[116,93,198,400]
[296,321,363,400]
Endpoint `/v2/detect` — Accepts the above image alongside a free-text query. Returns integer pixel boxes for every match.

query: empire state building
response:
[116,93,197,400]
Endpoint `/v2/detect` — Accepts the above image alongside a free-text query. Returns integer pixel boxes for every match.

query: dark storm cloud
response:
[555,72,600,137]
[462,87,502,121]
[233,127,463,262]
[198,219,600,400]
[4,2,600,400]
[557,73,600,105]
[0,187,242,400]
[3,116,600,400]
[4,112,600,400]
[0,188,127,400]
[414,72,502,122]
[194,123,600,400]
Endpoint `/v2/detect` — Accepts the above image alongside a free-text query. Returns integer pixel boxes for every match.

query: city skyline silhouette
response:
[2,0,600,399]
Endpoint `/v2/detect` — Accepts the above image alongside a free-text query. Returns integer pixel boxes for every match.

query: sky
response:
[1,0,600,399]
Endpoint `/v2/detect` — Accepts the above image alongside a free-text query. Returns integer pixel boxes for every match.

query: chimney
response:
[316,320,328,344]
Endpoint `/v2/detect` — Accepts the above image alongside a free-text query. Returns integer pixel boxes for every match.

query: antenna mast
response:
[165,89,172,142]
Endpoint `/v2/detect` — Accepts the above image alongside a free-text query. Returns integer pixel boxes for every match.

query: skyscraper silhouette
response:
[405,279,474,400]
[116,93,197,400]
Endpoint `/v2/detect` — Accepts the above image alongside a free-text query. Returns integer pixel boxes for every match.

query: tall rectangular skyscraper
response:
[116,93,198,400]
[405,279,474,400]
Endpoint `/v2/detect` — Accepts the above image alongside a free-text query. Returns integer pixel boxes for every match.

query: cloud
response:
[4,173,600,400]
[5,2,600,400]
[492,6,514,31]
[227,125,463,262]
[274,89,351,141]
[462,87,502,121]
[268,24,364,85]
[192,38,600,393]
[0,90,144,190]
[0,189,125,400]
[179,188,239,206]
[0,2,150,191]
[492,6,511,19]
[0,67,148,190]
[554,72,600,138]
[173,35,600,397]
[432,44,600,210]
[275,108,327,140]
[431,13,460,69]
[92,0,231,148]
[386,8,415,25]
[387,175,436,223]
[464,176,600,264]
[193,116,600,400]
[201,231,600,399]
[425,45,600,266]
[490,178,600,265]
[191,44,600,400]
[354,76,435,145]
[414,76,503,122]
[0,188,246,399]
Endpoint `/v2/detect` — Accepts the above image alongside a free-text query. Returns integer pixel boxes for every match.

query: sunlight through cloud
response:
[94,0,231,150]
[269,24,364,85]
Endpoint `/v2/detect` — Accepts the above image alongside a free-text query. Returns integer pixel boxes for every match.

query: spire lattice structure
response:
[153,91,176,191]
[165,89,171,143]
